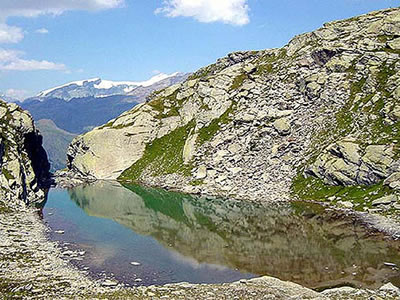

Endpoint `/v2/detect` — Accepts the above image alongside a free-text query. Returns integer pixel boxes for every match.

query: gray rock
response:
[372,195,398,206]
[273,118,291,135]
[195,166,207,180]
[384,172,400,190]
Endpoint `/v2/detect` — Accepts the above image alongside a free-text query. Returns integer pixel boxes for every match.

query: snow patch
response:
[37,78,100,97]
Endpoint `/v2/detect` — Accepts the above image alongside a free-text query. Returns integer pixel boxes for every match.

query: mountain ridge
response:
[31,72,188,101]
[62,8,400,214]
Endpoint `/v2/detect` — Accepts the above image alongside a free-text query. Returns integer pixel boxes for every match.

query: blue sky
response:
[0,0,397,99]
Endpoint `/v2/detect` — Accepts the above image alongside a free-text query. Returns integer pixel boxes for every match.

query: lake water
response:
[43,181,400,290]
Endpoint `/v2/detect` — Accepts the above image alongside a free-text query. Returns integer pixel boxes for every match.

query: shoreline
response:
[2,188,400,299]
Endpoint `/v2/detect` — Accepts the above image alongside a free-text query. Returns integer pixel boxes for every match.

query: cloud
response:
[5,88,29,100]
[35,28,49,34]
[0,0,124,43]
[0,48,66,71]
[0,0,125,72]
[0,24,24,43]
[0,0,124,20]
[156,0,250,26]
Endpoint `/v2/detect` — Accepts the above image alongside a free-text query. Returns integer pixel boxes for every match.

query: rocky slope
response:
[0,100,50,206]
[66,8,400,209]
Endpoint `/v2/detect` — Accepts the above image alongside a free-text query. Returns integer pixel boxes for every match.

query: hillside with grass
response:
[64,8,400,214]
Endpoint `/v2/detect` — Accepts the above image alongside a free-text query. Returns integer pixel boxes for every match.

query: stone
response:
[388,37,400,50]
[273,118,291,135]
[371,194,398,206]
[102,280,118,287]
[384,172,400,190]
[130,262,141,266]
[195,166,207,180]
[379,282,400,293]
[337,201,354,209]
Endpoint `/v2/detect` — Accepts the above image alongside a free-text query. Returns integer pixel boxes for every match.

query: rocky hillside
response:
[0,100,50,206]
[66,8,400,208]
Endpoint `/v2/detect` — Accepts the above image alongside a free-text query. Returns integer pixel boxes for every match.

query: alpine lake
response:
[42,181,400,291]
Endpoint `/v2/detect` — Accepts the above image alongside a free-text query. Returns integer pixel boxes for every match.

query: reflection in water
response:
[49,181,400,289]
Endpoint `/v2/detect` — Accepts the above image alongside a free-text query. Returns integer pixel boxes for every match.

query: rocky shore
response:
[3,7,400,299]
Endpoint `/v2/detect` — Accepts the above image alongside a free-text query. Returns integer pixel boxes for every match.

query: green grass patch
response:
[230,73,248,90]
[189,179,204,186]
[119,121,195,181]
[197,102,236,145]
[147,91,184,119]
[292,174,393,211]
[2,168,14,181]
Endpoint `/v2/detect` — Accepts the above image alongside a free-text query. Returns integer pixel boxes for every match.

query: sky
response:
[0,0,398,99]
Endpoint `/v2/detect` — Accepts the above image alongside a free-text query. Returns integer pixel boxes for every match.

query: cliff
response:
[0,100,50,206]
[66,8,400,208]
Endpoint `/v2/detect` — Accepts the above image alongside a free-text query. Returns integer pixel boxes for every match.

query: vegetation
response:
[196,102,237,145]
[230,73,248,90]
[253,49,287,76]
[292,174,393,211]
[119,121,195,181]
[292,57,400,202]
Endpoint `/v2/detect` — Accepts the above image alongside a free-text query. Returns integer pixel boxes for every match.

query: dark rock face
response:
[24,132,51,189]
[0,100,51,206]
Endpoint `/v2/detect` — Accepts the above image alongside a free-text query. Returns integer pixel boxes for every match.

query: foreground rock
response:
[65,8,400,206]
[0,100,50,206]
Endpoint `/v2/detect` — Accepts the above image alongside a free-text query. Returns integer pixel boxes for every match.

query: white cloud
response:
[0,0,124,19]
[0,48,66,71]
[0,0,125,72]
[156,0,250,26]
[35,28,49,34]
[0,0,124,43]
[0,24,24,43]
[5,88,29,100]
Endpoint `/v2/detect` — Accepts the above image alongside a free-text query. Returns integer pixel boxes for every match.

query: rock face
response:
[306,140,399,186]
[0,100,50,206]
[66,8,400,202]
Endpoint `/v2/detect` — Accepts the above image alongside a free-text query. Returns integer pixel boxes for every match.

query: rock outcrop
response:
[306,139,399,186]
[66,8,400,203]
[0,100,50,206]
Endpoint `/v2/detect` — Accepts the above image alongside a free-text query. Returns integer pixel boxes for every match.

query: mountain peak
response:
[34,72,187,101]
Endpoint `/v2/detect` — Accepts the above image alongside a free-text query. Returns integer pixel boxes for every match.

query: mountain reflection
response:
[68,181,400,289]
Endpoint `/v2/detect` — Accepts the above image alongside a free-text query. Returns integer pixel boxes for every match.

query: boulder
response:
[307,140,397,186]
[371,194,398,206]
[273,118,291,135]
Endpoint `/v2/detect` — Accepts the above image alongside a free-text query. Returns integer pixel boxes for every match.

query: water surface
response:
[44,181,400,290]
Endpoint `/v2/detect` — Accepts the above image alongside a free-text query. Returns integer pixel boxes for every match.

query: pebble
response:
[102,280,118,287]
[130,261,141,266]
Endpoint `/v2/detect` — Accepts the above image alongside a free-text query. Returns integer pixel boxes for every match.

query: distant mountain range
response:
[6,72,189,171]
[19,72,189,134]
[30,72,188,101]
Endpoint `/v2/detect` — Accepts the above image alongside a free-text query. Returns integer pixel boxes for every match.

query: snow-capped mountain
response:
[34,72,188,101]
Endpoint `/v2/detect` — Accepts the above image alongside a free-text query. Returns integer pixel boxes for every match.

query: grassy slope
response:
[36,119,76,172]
